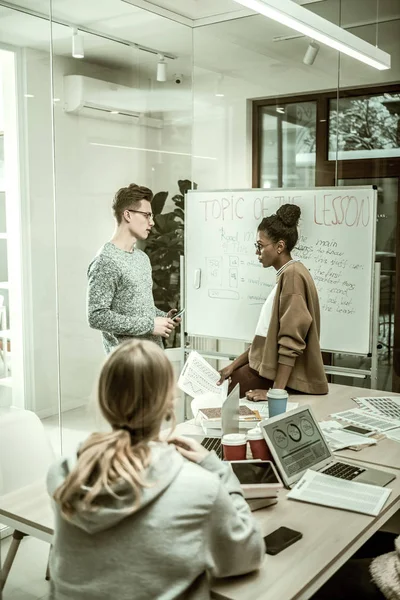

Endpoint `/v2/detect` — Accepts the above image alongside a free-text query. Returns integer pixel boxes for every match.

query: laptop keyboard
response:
[201,437,222,459]
[323,462,366,481]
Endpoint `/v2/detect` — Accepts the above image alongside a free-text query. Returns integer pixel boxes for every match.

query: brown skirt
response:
[228,364,273,397]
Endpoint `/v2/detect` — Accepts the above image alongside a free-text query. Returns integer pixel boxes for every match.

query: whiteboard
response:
[185,187,377,355]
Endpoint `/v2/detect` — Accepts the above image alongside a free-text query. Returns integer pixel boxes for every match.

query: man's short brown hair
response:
[112,183,153,224]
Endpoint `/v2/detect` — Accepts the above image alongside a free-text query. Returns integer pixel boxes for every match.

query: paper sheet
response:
[330,408,400,432]
[319,420,377,451]
[287,469,392,516]
[178,351,227,399]
[353,396,400,421]
[385,428,400,443]
[240,400,299,418]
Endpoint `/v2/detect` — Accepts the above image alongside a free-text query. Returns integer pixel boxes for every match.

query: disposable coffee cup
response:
[267,388,288,418]
[247,427,272,461]
[222,433,247,461]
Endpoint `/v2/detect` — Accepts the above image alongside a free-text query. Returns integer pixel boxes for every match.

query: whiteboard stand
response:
[370,261,381,389]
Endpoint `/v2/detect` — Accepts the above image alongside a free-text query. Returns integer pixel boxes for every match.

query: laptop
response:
[261,405,395,489]
[192,384,240,459]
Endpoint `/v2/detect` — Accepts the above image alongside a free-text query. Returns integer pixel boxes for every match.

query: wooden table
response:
[292,383,400,471]
[2,384,399,600]
[176,383,400,600]
[211,473,400,600]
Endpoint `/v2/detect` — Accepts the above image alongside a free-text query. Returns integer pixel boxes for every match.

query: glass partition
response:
[251,0,400,392]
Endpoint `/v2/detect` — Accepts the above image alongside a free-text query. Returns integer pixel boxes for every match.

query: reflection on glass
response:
[334,178,397,392]
[329,93,400,160]
[260,101,316,189]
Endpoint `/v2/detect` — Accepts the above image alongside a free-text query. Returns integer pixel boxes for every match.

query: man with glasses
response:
[87,183,177,353]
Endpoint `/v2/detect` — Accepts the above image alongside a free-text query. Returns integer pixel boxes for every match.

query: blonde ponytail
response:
[53,340,175,518]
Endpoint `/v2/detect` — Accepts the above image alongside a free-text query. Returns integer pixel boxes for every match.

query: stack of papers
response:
[354,396,400,421]
[241,400,299,419]
[319,421,377,452]
[287,470,392,516]
[330,408,400,433]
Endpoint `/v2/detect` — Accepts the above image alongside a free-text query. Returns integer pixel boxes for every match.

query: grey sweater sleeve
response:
[200,453,265,578]
[87,256,154,337]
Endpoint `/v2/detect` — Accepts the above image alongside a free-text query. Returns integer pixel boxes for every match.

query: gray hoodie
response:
[47,442,264,600]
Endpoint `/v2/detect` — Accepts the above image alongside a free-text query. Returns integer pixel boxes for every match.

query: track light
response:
[303,41,320,65]
[72,28,84,59]
[157,55,167,82]
[215,75,225,97]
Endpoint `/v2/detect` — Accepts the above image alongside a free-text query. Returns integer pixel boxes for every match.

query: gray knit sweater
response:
[87,242,165,353]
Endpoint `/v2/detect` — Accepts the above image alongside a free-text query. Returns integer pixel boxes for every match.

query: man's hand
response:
[153,317,175,338]
[169,436,210,463]
[217,364,234,386]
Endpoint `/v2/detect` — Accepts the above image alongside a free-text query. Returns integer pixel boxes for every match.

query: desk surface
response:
[211,473,400,600]
[293,384,400,471]
[177,383,400,600]
[1,384,400,600]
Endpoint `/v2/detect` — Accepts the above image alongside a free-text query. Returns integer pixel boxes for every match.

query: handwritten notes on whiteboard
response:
[185,188,376,354]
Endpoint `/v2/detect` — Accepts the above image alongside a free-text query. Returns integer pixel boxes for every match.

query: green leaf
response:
[152,191,169,215]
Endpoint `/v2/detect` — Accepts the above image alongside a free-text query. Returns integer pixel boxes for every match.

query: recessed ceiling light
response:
[110,111,119,114]
[24,94,34,98]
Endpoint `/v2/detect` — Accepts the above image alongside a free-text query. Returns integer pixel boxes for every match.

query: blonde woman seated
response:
[219,204,328,401]
[47,340,264,600]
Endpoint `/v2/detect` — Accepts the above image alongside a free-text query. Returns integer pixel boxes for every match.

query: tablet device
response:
[230,460,283,498]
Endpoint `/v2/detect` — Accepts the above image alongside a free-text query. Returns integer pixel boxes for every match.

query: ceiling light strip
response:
[233,0,390,70]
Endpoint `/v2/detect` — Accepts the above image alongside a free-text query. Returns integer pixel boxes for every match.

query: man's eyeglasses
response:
[254,241,273,254]
[127,209,154,221]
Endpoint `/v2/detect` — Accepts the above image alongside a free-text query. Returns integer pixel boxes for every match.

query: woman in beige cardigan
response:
[218,203,328,399]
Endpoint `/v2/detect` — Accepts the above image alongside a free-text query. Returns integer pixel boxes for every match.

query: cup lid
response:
[267,388,288,399]
[222,433,247,446]
[246,427,264,440]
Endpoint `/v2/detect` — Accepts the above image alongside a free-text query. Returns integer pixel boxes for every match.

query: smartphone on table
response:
[342,424,374,436]
[264,526,302,555]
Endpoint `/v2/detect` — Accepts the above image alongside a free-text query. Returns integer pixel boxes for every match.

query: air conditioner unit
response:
[63,75,163,128]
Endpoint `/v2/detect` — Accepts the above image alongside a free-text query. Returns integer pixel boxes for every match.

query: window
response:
[329,93,400,160]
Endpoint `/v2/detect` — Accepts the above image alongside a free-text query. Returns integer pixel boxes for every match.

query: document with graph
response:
[178,351,227,399]
[353,396,400,421]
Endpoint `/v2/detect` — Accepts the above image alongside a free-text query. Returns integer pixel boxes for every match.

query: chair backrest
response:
[0,409,55,494]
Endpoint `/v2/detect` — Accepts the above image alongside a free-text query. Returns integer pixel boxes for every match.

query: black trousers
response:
[311,531,396,600]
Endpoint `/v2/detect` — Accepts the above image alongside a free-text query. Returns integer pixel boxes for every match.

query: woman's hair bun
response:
[276,204,301,228]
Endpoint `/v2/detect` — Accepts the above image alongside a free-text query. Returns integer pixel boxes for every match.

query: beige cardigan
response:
[370,537,400,599]
[249,262,328,395]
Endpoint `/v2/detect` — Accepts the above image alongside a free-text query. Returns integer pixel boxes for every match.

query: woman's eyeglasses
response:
[254,242,273,254]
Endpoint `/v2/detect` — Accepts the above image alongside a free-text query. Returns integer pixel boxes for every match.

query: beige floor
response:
[0,535,50,599]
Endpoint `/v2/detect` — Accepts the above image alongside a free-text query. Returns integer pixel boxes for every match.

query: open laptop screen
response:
[262,408,331,480]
